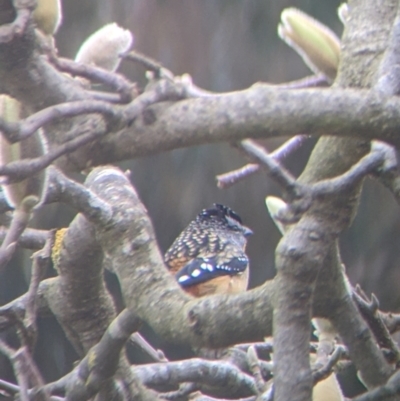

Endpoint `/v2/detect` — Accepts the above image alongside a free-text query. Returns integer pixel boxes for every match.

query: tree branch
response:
[134,359,257,396]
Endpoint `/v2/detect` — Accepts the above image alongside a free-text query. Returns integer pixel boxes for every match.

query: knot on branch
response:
[187,304,204,337]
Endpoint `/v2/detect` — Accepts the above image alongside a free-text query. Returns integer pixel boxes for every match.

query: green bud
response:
[0,95,48,209]
[337,3,349,26]
[278,8,341,82]
[33,0,63,36]
[265,196,288,236]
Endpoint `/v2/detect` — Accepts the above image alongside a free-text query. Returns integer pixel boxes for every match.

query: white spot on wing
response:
[200,263,214,271]
[191,269,201,277]
[178,275,190,283]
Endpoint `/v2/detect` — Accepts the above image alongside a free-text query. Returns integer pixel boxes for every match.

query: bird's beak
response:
[243,226,253,237]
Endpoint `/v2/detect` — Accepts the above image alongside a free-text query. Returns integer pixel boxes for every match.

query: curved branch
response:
[72,86,400,171]
[134,359,257,396]
[84,166,274,348]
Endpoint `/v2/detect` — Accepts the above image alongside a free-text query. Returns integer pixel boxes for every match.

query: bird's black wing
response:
[175,255,248,288]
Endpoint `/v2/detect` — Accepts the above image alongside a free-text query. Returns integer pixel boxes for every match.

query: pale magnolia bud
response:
[75,23,133,72]
[337,3,349,26]
[268,342,344,401]
[265,196,288,235]
[0,93,21,122]
[33,0,63,36]
[312,318,337,343]
[0,95,48,209]
[311,354,344,401]
[278,8,341,82]
[313,375,344,401]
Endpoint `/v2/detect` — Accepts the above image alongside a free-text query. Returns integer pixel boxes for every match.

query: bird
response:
[164,204,253,297]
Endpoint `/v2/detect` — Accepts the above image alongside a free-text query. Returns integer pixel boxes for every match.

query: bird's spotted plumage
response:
[164,204,252,297]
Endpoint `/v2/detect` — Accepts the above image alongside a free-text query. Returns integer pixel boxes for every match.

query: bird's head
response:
[197,204,253,243]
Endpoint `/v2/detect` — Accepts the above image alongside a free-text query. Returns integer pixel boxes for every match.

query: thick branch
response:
[2,21,400,174]
[61,87,400,171]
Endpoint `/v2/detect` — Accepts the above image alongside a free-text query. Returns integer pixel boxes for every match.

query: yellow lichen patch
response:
[87,348,97,369]
[51,228,68,269]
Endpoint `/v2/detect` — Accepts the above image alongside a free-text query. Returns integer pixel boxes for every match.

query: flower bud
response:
[0,95,48,209]
[278,8,341,82]
[337,3,349,25]
[265,196,288,235]
[311,352,344,401]
[33,0,63,36]
[75,23,133,72]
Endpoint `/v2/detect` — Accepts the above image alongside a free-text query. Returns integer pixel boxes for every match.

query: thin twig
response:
[129,332,168,362]
[374,3,400,96]
[217,135,309,188]
[0,334,50,401]
[191,395,256,401]
[86,90,125,104]
[0,378,20,395]
[235,341,320,356]
[370,141,400,207]
[217,163,259,189]
[160,383,200,400]
[1,100,119,143]
[251,74,329,91]
[351,369,400,401]
[312,346,344,385]
[353,287,400,364]
[50,167,113,226]
[310,149,384,197]
[272,135,309,160]
[0,278,53,333]
[381,312,400,336]
[133,359,258,395]
[246,346,267,393]
[51,57,137,103]
[23,236,53,351]
[0,0,32,43]
[0,226,49,250]
[0,206,33,272]
[122,50,174,80]
[18,346,50,401]
[0,341,29,401]
[43,309,142,400]
[0,128,108,185]
[0,378,63,401]
[238,139,300,198]
[0,78,192,185]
